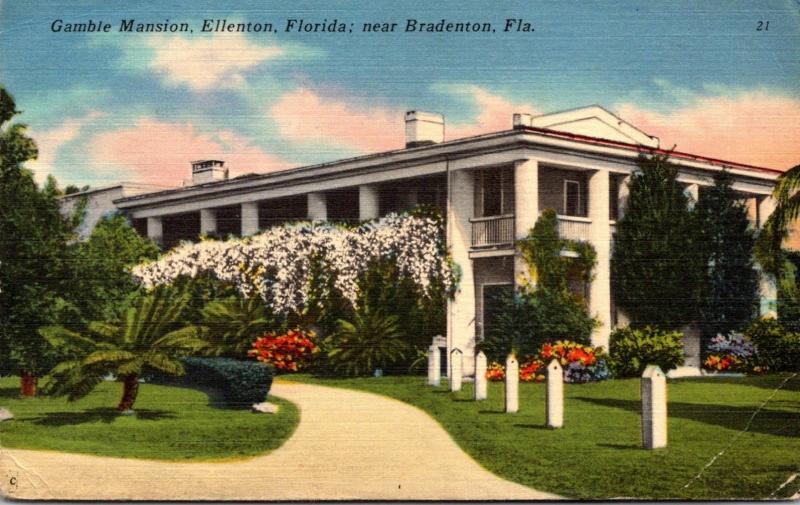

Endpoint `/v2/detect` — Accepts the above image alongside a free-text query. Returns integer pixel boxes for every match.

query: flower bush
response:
[131,213,458,315]
[703,333,755,372]
[486,362,505,381]
[486,341,608,383]
[248,329,317,372]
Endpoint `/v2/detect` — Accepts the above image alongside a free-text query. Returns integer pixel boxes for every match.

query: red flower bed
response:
[248,329,317,371]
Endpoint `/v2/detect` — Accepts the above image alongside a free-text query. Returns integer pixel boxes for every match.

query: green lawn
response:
[0,376,299,460]
[286,373,800,500]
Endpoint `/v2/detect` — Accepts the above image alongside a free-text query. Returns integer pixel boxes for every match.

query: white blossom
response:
[131,213,457,314]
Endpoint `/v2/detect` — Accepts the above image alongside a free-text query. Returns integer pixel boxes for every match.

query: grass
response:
[0,376,299,461]
[285,373,800,500]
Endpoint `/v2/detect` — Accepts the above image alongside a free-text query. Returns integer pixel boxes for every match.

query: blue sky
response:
[1,0,799,187]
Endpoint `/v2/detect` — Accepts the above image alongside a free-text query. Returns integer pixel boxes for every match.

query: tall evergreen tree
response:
[694,170,759,338]
[0,86,83,394]
[611,153,704,329]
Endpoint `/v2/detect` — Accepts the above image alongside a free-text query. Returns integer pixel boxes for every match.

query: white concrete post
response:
[514,159,539,285]
[758,195,778,317]
[241,202,259,236]
[546,359,564,428]
[505,354,519,413]
[641,365,667,449]
[307,192,327,221]
[359,184,380,221]
[146,216,163,245]
[588,169,612,351]
[474,351,487,401]
[450,348,463,392]
[446,169,476,376]
[427,345,440,386]
[200,208,217,235]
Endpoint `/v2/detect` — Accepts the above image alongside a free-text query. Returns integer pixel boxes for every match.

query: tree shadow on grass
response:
[0,387,20,399]
[575,397,799,437]
[30,407,175,426]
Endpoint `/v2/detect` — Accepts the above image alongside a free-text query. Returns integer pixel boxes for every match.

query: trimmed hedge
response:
[151,357,273,408]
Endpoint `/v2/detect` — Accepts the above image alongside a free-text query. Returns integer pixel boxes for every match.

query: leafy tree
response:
[480,286,597,361]
[694,170,758,339]
[70,214,160,322]
[481,210,598,360]
[39,286,208,411]
[611,153,705,329]
[0,86,83,394]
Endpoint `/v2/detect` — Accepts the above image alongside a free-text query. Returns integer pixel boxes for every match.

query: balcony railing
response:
[557,215,592,241]
[470,214,515,248]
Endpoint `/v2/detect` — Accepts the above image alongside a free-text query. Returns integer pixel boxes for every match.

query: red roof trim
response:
[518,125,783,175]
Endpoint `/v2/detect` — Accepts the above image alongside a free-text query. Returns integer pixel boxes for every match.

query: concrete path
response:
[0,381,557,500]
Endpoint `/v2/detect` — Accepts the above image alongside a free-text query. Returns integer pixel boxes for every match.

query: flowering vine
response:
[131,213,458,314]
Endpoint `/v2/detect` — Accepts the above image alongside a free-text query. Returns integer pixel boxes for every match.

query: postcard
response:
[1,0,798,501]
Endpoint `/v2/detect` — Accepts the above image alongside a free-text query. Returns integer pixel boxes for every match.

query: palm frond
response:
[38,325,98,352]
[87,321,119,340]
[82,349,137,365]
[144,352,185,376]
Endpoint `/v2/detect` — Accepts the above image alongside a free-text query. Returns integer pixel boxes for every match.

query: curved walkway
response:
[1,381,557,500]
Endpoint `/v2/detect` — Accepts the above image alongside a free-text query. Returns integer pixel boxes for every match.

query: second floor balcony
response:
[469,214,595,248]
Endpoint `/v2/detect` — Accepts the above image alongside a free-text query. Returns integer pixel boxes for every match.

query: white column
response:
[147,216,163,245]
[504,354,519,413]
[514,159,539,285]
[450,348,463,392]
[589,169,612,351]
[359,184,380,221]
[641,365,667,449]
[427,345,441,386]
[758,195,778,317]
[241,202,259,236]
[307,192,327,221]
[546,359,564,428]
[684,183,700,209]
[617,175,631,220]
[447,169,476,376]
[474,351,487,400]
[200,208,217,235]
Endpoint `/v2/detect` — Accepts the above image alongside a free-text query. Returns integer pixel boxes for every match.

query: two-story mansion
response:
[63,105,782,375]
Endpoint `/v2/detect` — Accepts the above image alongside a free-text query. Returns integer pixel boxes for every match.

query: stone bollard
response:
[450,348,463,392]
[505,354,519,413]
[546,359,564,428]
[474,351,487,401]
[641,364,667,449]
[427,345,440,386]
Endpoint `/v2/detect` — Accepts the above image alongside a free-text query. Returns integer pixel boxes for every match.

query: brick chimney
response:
[191,160,228,185]
[405,111,444,148]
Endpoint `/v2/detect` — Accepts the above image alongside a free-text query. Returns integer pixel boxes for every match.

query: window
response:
[564,180,581,216]
[610,176,620,220]
[474,166,514,217]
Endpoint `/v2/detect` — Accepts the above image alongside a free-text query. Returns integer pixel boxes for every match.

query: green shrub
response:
[481,287,597,361]
[323,307,409,377]
[154,357,273,407]
[608,326,685,377]
[743,318,800,372]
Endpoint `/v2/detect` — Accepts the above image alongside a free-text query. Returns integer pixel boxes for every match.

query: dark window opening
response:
[326,187,360,224]
[162,212,201,250]
[474,166,515,217]
[258,195,308,229]
[564,180,581,217]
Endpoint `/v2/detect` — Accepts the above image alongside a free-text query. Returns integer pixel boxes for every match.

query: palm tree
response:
[200,296,275,357]
[39,287,208,411]
[324,307,408,377]
[758,163,800,276]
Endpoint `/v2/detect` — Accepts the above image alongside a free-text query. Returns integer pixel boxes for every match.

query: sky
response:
[1,0,799,188]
